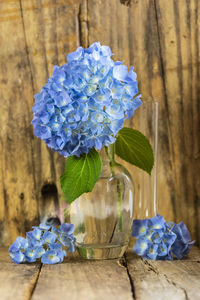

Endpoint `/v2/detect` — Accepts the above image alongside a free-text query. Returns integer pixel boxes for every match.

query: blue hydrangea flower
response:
[49,243,67,262]
[58,234,76,252]
[144,244,158,260]
[132,219,148,238]
[57,223,76,252]
[171,222,195,259]
[41,250,62,264]
[9,237,29,264]
[24,246,45,262]
[133,238,149,256]
[9,222,75,264]
[26,228,43,247]
[60,223,74,235]
[41,231,57,244]
[149,215,165,230]
[32,42,142,157]
[132,215,194,260]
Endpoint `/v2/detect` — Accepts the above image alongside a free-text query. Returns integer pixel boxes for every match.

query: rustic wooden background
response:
[0,0,199,246]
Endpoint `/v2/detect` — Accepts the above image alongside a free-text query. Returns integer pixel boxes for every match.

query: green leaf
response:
[115,127,154,175]
[60,148,102,204]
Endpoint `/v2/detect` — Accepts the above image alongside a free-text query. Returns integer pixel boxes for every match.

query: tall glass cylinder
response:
[135,100,159,219]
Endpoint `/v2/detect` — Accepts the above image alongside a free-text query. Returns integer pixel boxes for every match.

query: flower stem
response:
[105,145,123,232]
[117,179,123,231]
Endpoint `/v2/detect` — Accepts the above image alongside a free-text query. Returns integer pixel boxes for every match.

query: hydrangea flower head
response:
[32,42,142,157]
[9,222,76,264]
[132,215,194,260]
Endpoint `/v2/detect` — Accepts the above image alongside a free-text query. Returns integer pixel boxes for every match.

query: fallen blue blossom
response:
[132,215,194,260]
[9,222,76,264]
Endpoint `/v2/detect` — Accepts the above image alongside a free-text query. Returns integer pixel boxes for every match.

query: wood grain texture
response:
[0,0,82,246]
[126,247,200,300]
[154,0,200,245]
[32,256,133,300]
[0,248,41,300]
[0,0,200,245]
[0,248,200,300]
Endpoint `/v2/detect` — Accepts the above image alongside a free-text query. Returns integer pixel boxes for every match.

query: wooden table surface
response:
[0,247,200,300]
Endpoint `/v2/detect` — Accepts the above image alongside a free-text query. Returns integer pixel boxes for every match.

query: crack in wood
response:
[123,254,136,300]
[143,259,191,300]
[28,263,42,300]
[143,259,159,274]
[163,274,189,300]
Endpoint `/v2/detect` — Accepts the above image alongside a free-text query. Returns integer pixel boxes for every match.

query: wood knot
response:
[120,0,132,6]
[41,183,58,198]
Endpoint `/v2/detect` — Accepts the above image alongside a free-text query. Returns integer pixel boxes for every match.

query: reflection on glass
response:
[136,99,159,218]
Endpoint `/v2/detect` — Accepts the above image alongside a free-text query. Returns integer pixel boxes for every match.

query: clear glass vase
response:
[134,99,159,219]
[66,144,134,259]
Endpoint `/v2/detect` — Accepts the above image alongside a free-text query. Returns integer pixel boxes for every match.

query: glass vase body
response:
[66,145,134,259]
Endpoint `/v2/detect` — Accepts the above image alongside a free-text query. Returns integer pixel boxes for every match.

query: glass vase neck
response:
[100,144,115,162]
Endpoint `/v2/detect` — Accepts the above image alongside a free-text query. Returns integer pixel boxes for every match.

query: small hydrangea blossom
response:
[132,215,194,260]
[170,222,195,259]
[9,222,76,264]
[32,42,142,157]
[9,237,29,264]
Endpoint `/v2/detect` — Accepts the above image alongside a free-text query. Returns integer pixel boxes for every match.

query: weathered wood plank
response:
[0,0,82,246]
[154,0,200,244]
[87,0,200,244]
[32,256,133,300]
[0,248,200,300]
[0,248,41,300]
[126,247,200,300]
[0,0,39,245]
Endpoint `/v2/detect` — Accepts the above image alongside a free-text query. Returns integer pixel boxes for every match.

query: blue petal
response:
[35,247,45,258]
[152,230,164,244]
[126,66,137,81]
[113,65,128,81]
[133,238,149,256]
[172,222,191,243]
[132,219,149,238]
[162,232,176,247]
[67,47,83,62]
[24,248,37,262]
[9,237,28,253]
[59,234,76,252]
[101,45,113,56]
[157,242,168,256]
[110,119,124,135]
[146,244,158,260]
[60,223,74,235]
[41,250,61,264]
[38,223,51,231]
[150,214,165,230]
[9,251,25,264]
[42,231,57,244]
